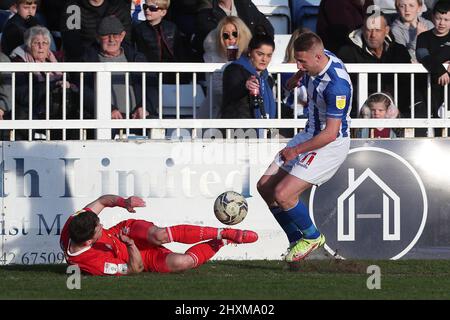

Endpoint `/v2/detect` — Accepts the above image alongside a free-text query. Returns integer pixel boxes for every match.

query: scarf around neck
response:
[10,45,62,82]
[233,55,276,119]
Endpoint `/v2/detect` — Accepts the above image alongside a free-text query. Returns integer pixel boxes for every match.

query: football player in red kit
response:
[60,194,258,275]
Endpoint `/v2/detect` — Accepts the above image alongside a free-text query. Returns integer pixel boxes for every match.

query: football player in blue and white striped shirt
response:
[257,32,352,262]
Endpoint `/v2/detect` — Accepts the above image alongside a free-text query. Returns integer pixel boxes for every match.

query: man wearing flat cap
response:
[81,15,149,127]
[61,0,131,62]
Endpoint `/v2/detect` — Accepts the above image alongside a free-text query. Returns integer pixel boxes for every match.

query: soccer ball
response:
[214,191,248,225]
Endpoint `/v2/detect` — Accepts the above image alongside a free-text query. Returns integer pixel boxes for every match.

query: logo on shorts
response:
[336,96,346,110]
[298,152,317,169]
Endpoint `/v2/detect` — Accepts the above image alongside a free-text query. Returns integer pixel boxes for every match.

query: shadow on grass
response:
[211,259,370,274]
[210,260,286,272]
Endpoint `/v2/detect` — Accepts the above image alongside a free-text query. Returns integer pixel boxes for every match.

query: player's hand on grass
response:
[124,196,146,213]
[279,146,299,163]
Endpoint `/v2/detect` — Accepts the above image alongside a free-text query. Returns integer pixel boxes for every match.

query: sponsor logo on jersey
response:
[336,96,346,110]
[118,264,128,274]
[104,262,118,274]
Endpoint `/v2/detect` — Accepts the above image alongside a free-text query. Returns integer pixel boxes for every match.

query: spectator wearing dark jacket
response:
[193,0,274,59]
[9,26,79,140]
[132,0,186,63]
[39,0,66,32]
[165,0,211,60]
[0,0,15,32]
[132,0,188,114]
[338,12,415,118]
[338,17,411,63]
[416,0,450,135]
[0,52,12,140]
[0,0,16,10]
[222,34,276,120]
[60,0,132,62]
[0,52,11,121]
[81,15,147,120]
[1,0,40,56]
[316,0,374,54]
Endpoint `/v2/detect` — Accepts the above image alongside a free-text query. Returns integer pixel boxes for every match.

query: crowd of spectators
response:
[0,0,449,140]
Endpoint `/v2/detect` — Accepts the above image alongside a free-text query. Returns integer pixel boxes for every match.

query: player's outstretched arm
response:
[84,195,146,215]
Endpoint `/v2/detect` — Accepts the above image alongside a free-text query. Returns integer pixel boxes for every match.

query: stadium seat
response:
[252,0,292,34]
[161,83,205,118]
[290,0,321,33]
[0,10,10,30]
[271,34,292,64]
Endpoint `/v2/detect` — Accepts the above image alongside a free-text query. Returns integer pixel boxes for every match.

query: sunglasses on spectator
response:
[222,31,238,40]
[143,4,163,12]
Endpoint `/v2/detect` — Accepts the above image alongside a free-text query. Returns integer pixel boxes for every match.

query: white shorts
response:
[274,133,350,186]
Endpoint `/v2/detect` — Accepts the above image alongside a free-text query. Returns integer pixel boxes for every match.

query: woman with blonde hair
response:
[199,15,252,119]
[208,15,252,62]
[282,28,311,121]
[283,27,311,64]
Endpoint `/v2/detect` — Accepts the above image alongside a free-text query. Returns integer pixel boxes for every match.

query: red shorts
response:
[109,219,173,273]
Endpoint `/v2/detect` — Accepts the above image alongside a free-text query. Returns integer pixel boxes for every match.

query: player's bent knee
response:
[274,186,289,207]
[257,179,273,199]
[166,254,195,272]
[256,180,266,195]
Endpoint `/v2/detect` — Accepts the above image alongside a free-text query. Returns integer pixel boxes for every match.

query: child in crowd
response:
[391,0,434,62]
[132,0,185,63]
[132,0,188,113]
[1,0,39,56]
[416,0,450,136]
[357,92,403,138]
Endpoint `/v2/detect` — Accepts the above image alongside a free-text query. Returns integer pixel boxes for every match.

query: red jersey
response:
[60,209,131,276]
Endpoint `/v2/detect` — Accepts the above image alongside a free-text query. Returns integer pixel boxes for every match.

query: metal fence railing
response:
[0,62,448,140]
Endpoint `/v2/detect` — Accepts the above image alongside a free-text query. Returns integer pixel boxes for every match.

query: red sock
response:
[166,225,219,244]
[186,239,224,268]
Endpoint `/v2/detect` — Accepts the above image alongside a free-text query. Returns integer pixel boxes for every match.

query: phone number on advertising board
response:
[0,252,65,265]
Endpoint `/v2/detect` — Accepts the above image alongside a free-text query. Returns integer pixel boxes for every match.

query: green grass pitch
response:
[1,259,450,300]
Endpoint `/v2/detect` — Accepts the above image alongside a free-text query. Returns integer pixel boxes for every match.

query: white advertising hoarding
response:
[0,140,287,265]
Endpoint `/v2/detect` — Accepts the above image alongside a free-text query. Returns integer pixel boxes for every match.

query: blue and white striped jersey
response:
[301,50,352,138]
